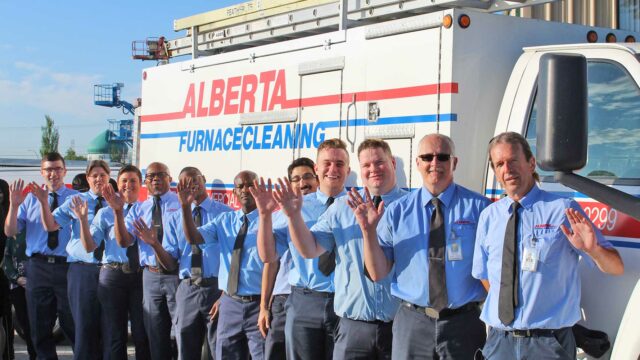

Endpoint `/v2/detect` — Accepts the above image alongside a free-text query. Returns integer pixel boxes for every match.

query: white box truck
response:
[133,0,640,357]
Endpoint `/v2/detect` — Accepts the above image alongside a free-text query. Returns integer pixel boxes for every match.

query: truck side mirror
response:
[536,53,588,171]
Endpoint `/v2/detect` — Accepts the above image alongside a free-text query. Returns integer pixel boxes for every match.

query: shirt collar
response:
[421,182,455,209]
[193,197,212,211]
[368,185,402,206]
[151,190,173,202]
[240,207,259,223]
[87,189,101,200]
[503,184,540,212]
[315,188,346,204]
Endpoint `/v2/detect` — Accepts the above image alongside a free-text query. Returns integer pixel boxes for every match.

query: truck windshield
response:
[526,60,640,183]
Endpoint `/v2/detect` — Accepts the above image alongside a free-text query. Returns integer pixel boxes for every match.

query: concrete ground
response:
[11,334,136,360]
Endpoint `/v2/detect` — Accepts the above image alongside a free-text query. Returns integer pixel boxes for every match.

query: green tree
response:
[39,115,59,156]
[65,143,87,161]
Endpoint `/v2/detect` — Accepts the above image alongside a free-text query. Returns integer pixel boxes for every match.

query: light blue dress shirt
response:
[312,186,407,322]
[54,190,105,264]
[125,191,181,267]
[272,189,346,293]
[379,183,490,308]
[272,250,292,296]
[90,204,137,264]
[17,187,77,258]
[198,208,263,295]
[164,197,232,279]
[472,185,612,330]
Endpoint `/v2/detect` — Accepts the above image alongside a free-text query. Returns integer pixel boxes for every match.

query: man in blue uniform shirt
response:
[166,167,232,360]
[253,139,349,360]
[353,134,490,359]
[36,159,111,360]
[255,157,319,360]
[276,139,406,359]
[4,152,76,359]
[472,132,624,360]
[180,170,265,360]
[111,161,181,360]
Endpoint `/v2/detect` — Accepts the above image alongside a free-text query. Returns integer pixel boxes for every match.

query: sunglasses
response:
[418,153,451,162]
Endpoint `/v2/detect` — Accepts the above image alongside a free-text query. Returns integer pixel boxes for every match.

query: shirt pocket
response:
[451,223,476,260]
[530,228,564,265]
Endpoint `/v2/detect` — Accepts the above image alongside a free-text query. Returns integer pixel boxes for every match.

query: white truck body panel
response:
[138,8,640,358]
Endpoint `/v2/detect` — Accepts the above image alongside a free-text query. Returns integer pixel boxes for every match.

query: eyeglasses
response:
[42,167,65,173]
[145,172,168,181]
[417,153,451,162]
[290,173,317,183]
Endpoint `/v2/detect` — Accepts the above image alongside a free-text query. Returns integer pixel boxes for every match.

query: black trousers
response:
[10,286,37,360]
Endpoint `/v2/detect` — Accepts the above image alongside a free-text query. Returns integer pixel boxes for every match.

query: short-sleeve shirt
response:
[17,186,77,258]
[312,186,408,321]
[379,183,490,308]
[163,197,232,279]
[198,208,262,295]
[90,204,137,264]
[125,191,181,266]
[53,190,105,263]
[472,185,613,330]
[272,189,347,293]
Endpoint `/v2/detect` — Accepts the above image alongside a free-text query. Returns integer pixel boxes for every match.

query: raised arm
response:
[348,187,393,281]
[177,177,205,245]
[133,217,178,272]
[273,177,325,258]
[4,179,27,237]
[250,178,279,263]
[30,182,60,232]
[103,183,133,247]
[561,208,624,275]
[71,197,97,252]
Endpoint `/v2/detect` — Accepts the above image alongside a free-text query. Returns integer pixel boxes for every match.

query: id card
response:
[447,231,463,261]
[522,240,540,272]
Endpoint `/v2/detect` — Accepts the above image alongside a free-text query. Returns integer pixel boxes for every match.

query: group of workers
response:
[0,131,624,360]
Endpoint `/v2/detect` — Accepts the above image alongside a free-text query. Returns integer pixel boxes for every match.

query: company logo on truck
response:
[182,69,289,117]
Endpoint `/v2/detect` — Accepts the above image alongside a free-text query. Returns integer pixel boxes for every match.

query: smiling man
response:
[111,161,181,360]
[253,139,349,360]
[4,152,76,359]
[472,132,623,360]
[354,134,490,359]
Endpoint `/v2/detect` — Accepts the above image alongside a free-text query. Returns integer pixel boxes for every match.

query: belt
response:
[31,253,67,264]
[145,265,178,275]
[403,301,479,320]
[345,317,391,326]
[291,286,334,298]
[273,294,289,301]
[182,277,217,287]
[228,294,260,303]
[103,262,141,274]
[502,328,565,338]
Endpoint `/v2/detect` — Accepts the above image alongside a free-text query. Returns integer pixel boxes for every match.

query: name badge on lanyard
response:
[522,238,540,272]
[447,230,463,261]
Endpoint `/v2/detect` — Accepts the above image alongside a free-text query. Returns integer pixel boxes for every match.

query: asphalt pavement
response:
[11,333,136,360]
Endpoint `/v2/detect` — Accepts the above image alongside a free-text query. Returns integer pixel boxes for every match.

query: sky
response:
[0,0,239,159]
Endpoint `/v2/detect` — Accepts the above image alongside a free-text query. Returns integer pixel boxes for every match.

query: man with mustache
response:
[473,132,623,359]
[111,162,181,360]
[354,134,490,359]
[181,170,265,359]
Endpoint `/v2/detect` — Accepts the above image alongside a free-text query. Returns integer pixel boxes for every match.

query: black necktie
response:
[227,215,249,296]
[47,192,59,249]
[499,201,521,325]
[372,195,382,208]
[152,195,163,243]
[93,197,105,261]
[191,206,203,282]
[318,196,336,276]
[428,198,448,312]
[124,204,140,272]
